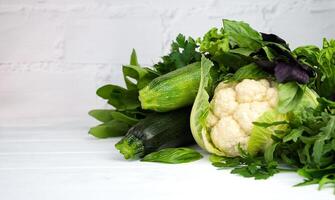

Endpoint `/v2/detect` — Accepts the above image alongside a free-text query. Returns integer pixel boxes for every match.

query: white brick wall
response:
[1,0,334,128]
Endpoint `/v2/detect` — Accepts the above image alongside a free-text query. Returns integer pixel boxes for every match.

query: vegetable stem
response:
[115,134,145,159]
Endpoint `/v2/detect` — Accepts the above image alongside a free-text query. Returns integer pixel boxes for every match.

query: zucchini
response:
[139,62,201,112]
[115,107,194,159]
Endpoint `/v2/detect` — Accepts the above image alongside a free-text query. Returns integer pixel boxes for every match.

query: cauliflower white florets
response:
[207,79,278,156]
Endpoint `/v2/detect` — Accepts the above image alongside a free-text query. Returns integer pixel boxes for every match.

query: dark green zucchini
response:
[115,107,194,159]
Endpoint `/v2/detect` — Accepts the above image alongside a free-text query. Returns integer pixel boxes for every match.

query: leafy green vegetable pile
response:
[89,19,335,193]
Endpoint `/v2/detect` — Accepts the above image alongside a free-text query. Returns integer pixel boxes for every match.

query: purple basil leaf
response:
[255,60,276,73]
[261,33,289,49]
[331,93,335,101]
[274,62,310,84]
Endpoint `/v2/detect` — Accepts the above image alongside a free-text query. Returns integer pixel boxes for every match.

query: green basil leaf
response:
[223,19,263,51]
[293,45,320,67]
[141,148,203,164]
[262,46,277,61]
[231,63,270,82]
[213,52,252,71]
[229,47,255,56]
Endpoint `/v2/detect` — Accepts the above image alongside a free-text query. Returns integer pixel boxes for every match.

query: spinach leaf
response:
[96,85,140,110]
[123,65,159,90]
[123,49,159,90]
[89,109,114,123]
[89,49,152,138]
[89,120,130,138]
[89,109,140,126]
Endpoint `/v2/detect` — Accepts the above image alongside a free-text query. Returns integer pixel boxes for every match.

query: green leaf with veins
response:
[223,19,263,51]
[96,85,140,110]
[293,45,320,68]
[198,27,229,57]
[89,120,130,138]
[89,109,114,123]
[123,64,159,90]
[89,109,140,125]
[89,49,153,139]
[277,82,305,113]
[262,46,277,61]
[142,148,203,164]
[230,63,270,82]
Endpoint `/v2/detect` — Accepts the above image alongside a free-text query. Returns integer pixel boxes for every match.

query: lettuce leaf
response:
[248,109,288,155]
[190,56,225,156]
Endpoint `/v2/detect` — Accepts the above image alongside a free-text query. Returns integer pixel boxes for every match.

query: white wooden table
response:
[1,128,333,200]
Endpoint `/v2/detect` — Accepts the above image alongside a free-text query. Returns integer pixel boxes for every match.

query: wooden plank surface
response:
[0,129,333,200]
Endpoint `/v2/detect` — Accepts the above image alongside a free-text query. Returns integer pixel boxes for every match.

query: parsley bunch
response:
[154,34,201,74]
[210,102,335,192]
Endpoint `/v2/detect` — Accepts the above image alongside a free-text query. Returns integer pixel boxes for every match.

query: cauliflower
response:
[207,79,278,156]
[190,57,319,157]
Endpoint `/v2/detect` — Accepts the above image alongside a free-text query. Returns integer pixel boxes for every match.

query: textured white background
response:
[1,0,335,199]
[1,0,335,128]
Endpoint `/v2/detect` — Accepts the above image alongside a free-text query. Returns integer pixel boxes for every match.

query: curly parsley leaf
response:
[210,148,280,180]
[154,34,201,74]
